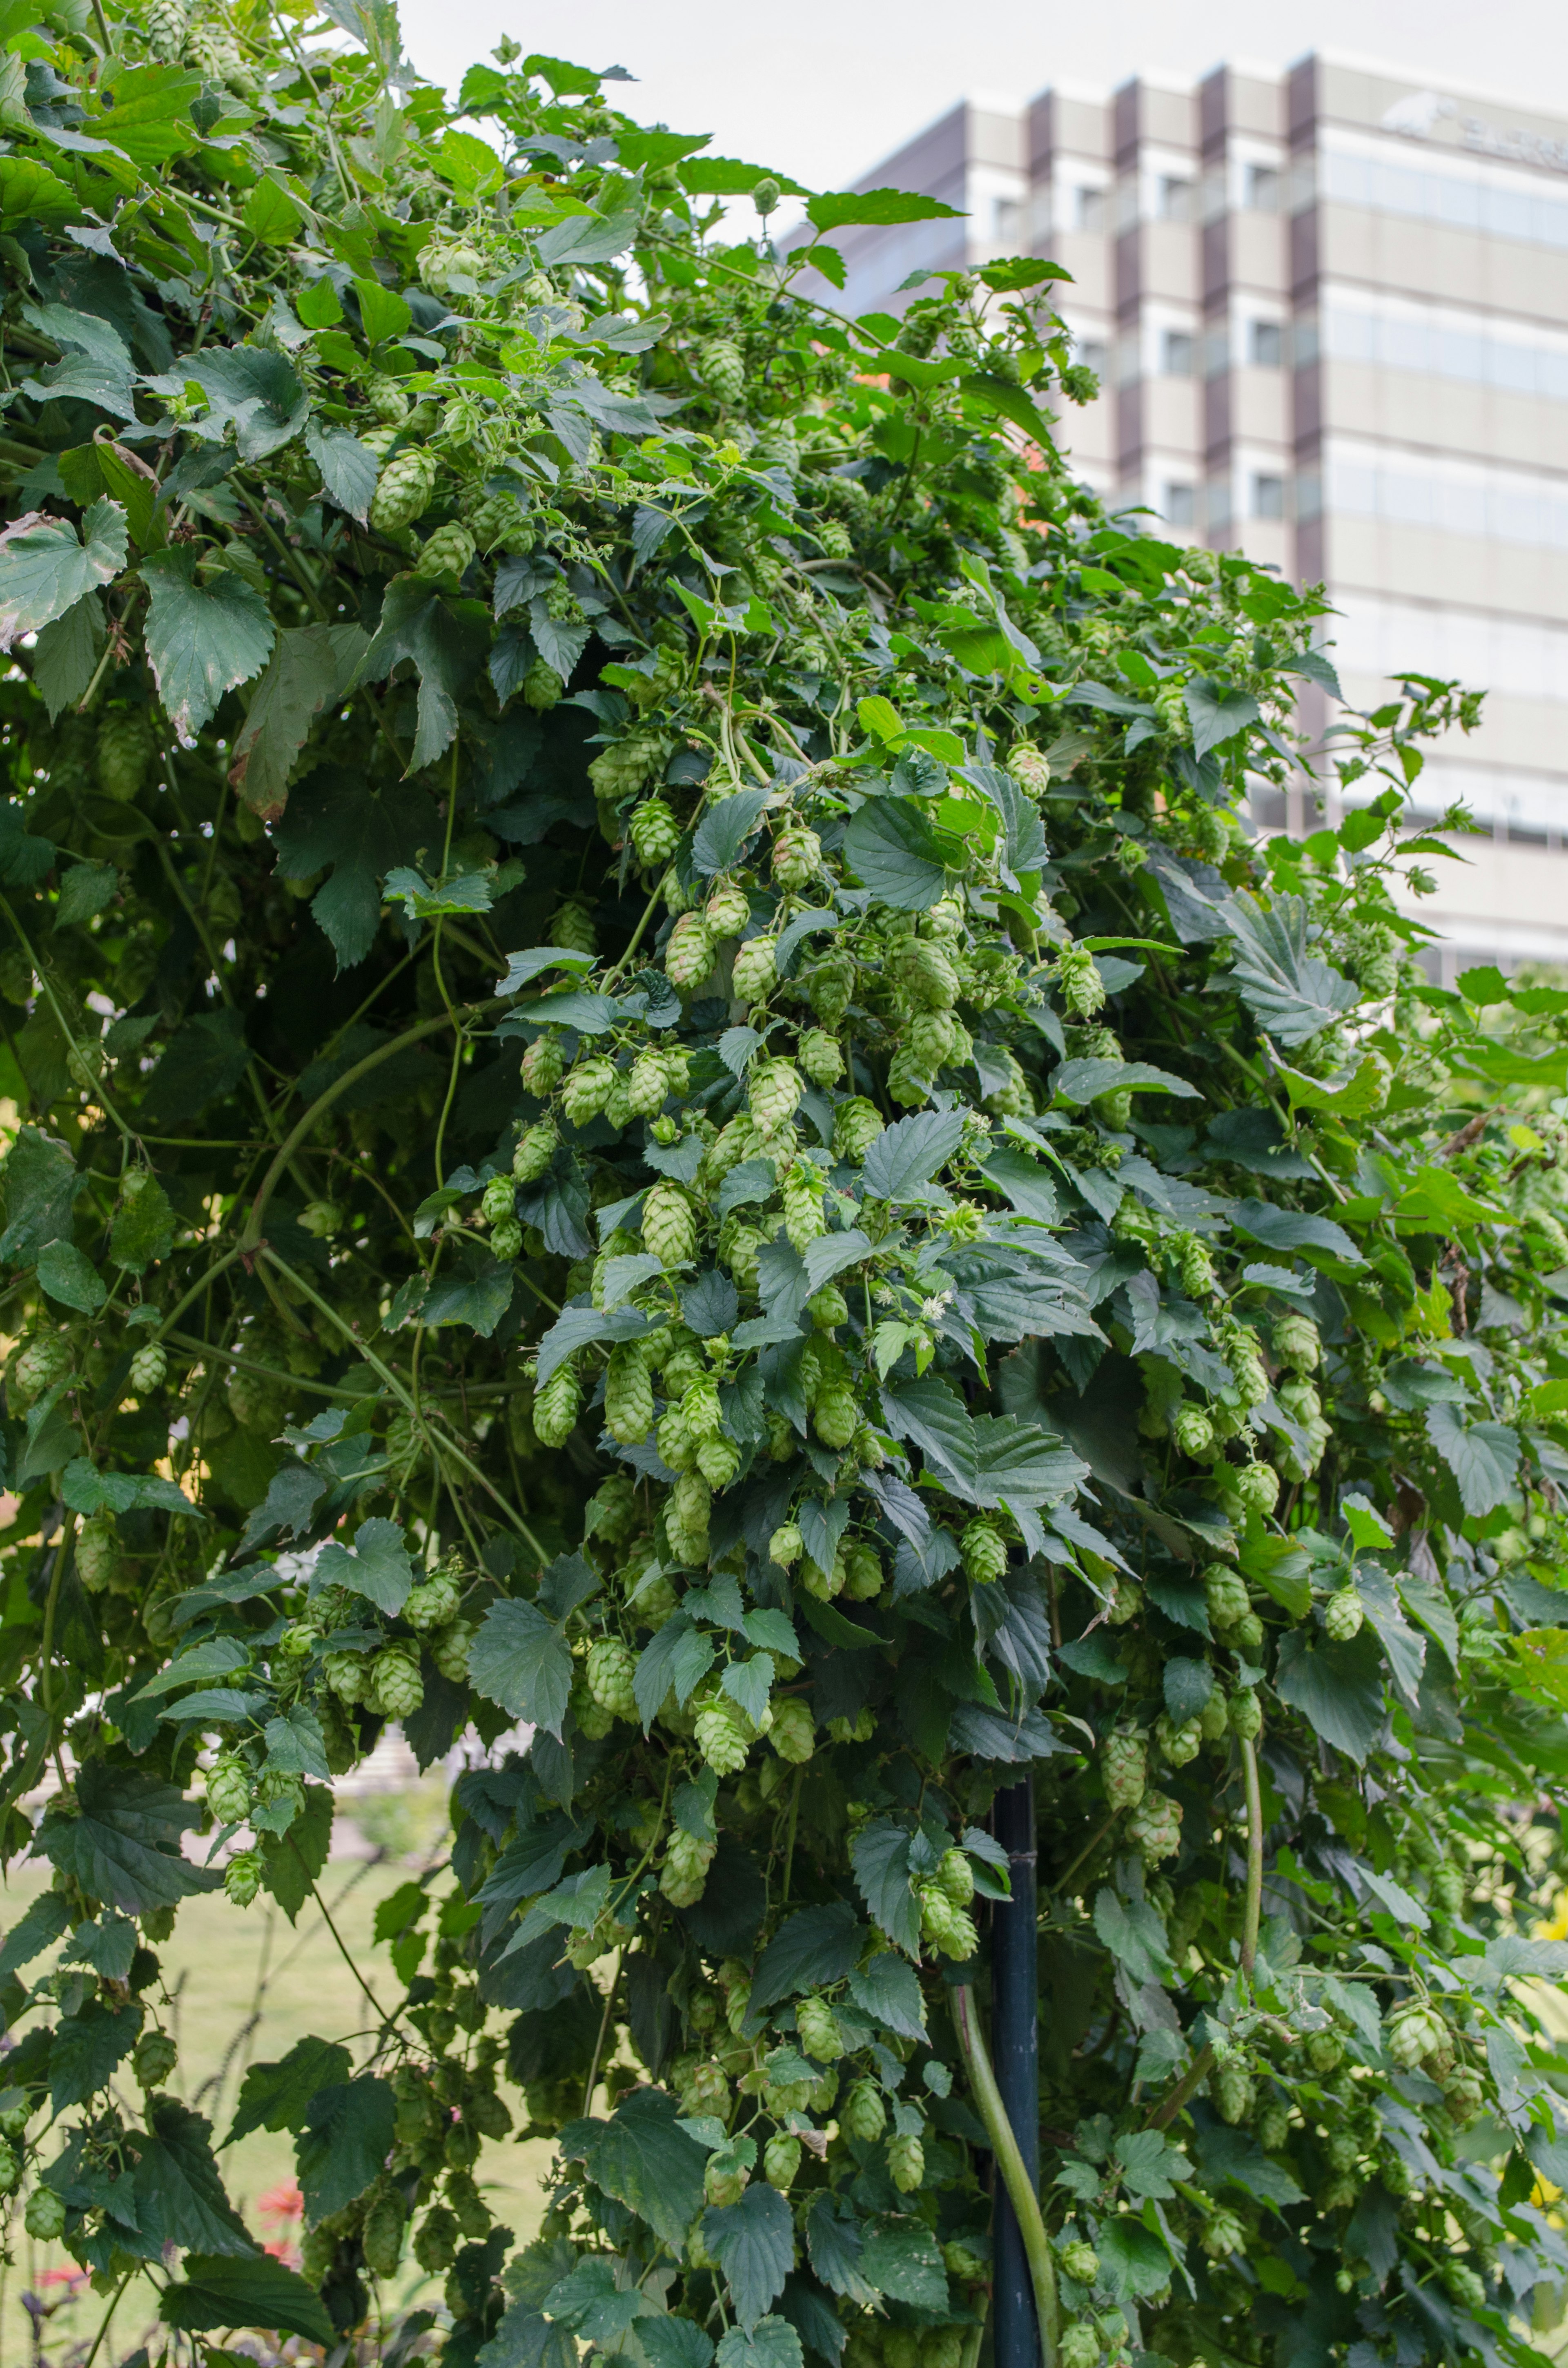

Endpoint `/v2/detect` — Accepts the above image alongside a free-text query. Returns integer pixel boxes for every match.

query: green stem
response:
[1238,1733,1264,1981]
[580,1948,623,2115]
[951,1986,1057,2368]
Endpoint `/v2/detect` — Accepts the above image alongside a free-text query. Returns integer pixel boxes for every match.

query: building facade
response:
[804,56,1568,972]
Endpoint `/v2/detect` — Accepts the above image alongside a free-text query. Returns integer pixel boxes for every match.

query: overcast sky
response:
[399,0,1568,193]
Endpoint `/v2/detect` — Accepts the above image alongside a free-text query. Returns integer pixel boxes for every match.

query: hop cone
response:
[405,1568,462,1631]
[534,1365,581,1447]
[834,1098,884,1162]
[732,934,778,1003]
[1324,1586,1364,1641]
[695,1697,750,1776]
[627,1049,670,1115]
[1102,1728,1146,1811]
[1126,1788,1182,1864]
[666,912,716,988]
[370,448,437,531]
[96,709,154,801]
[706,883,750,935]
[513,1118,558,1180]
[797,1996,843,2060]
[225,1848,263,1906]
[887,2134,924,2192]
[414,521,476,581]
[764,2133,801,2191]
[586,1638,638,1721]
[842,2078,885,2141]
[605,1344,654,1444]
[371,1645,423,1719]
[698,339,746,404]
[432,1619,473,1683]
[961,1519,1006,1584]
[561,1055,615,1125]
[661,1828,716,1906]
[630,799,681,865]
[646,1181,697,1268]
[769,1697,815,1762]
[783,1162,826,1251]
[1204,1564,1250,1627]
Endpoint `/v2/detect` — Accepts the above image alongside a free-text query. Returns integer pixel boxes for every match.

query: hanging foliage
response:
[2,6,1568,2368]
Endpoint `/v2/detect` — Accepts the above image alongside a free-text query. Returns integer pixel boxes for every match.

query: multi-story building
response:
[800,56,1568,973]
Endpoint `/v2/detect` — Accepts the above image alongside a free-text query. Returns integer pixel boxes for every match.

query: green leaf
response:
[1274,1050,1393,1119]
[1195,2125,1304,2209]
[226,2034,353,2146]
[272,764,434,971]
[1052,1058,1200,1105]
[295,2076,396,2221]
[140,549,276,739]
[806,189,964,232]
[860,1111,965,1199]
[693,787,771,876]
[1274,1628,1385,1764]
[0,1125,80,1263]
[35,1238,105,1313]
[1230,1198,1363,1269]
[296,276,343,328]
[1183,678,1261,759]
[54,859,118,931]
[63,1460,200,1519]
[845,1951,927,2042]
[229,623,369,817]
[704,2180,795,2328]
[49,1995,140,2109]
[858,2216,948,2308]
[679,156,810,197]
[749,1904,863,2016]
[1112,2129,1187,2201]
[134,2096,256,2258]
[805,2197,876,2306]
[352,275,413,343]
[35,1760,219,1914]
[258,1782,333,1922]
[0,499,126,649]
[558,2086,707,2251]
[470,1598,573,1738]
[1224,894,1359,1048]
[0,1891,69,1983]
[384,865,495,918]
[305,424,379,525]
[842,798,958,910]
[356,579,492,772]
[850,1819,920,1954]
[1093,1888,1172,1988]
[312,1516,414,1615]
[32,593,105,720]
[715,2322,804,2368]
[1425,1402,1520,1517]
[161,346,309,461]
[139,1008,253,1126]
[161,2252,336,2345]
[432,127,504,200]
[242,171,303,242]
[1096,2215,1174,2301]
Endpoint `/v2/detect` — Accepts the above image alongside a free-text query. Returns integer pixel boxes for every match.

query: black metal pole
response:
[991,1775,1039,2368]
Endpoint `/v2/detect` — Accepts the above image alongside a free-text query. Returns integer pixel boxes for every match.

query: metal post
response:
[991,1776,1039,2368]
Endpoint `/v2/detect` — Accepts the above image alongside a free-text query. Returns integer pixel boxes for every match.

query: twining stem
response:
[1146,1728,1267,2131]
[581,1948,623,2115]
[951,1986,1058,2368]
[307,1876,396,2036]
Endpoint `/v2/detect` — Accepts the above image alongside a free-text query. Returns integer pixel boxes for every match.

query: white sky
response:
[399,0,1568,195]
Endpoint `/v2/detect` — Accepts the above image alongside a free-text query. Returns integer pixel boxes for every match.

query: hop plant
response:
[586,1639,638,1721]
[961,1519,1007,1584]
[534,1365,581,1447]
[206,1754,252,1825]
[370,1643,423,1719]
[695,1695,751,1776]
[605,1343,654,1444]
[1156,1712,1201,1767]
[1102,1727,1147,1811]
[513,1118,558,1180]
[769,1521,802,1567]
[797,1996,843,2060]
[143,0,188,56]
[432,1618,473,1683]
[936,1847,975,1905]
[842,2079,886,2141]
[1236,1458,1281,1517]
[481,1175,516,1225]
[1229,1688,1263,1741]
[773,827,821,890]
[750,1057,803,1137]
[74,1511,122,1593]
[920,1884,978,1960]
[813,1380,859,1450]
[363,2181,406,2279]
[770,1697,815,1762]
[1126,1789,1182,1864]
[1274,1311,1321,1371]
[630,800,681,866]
[414,2205,459,2273]
[887,2133,924,2193]
[666,911,716,988]
[666,1471,711,1564]
[1213,2058,1255,2125]
[8,1331,71,1413]
[1173,1405,1214,1459]
[561,1055,615,1126]
[798,1029,843,1086]
[96,709,154,802]
[1059,2325,1099,2368]
[370,447,437,531]
[1202,2208,1245,2260]
[698,339,746,405]
[645,1181,697,1268]
[783,1162,826,1251]
[225,1848,262,1907]
[834,1098,884,1162]
[661,1828,717,1906]
[704,2153,748,2207]
[1386,2001,1448,2069]
[1204,1564,1251,1628]
[763,2133,801,2191]
[132,2029,178,2089]
[523,658,565,710]
[414,520,476,581]
[1324,1586,1364,1641]
[1055,944,1106,1018]
[1059,2239,1099,2286]
[733,934,779,1004]
[24,2185,65,2241]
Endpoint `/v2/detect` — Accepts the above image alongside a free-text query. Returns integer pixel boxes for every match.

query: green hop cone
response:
[798,1028,844,1086]
[132,2029,178,2090]
[1126,1788,1182,1864]
[937,1846,975,1906]
[842,2078,886,2141]
[534,1365,582,1447]
[1172,1405,1214,1459]
[1156,1712,1202,1768]
[772,827,821,891]
[1213,2058,1255,2125]
[206,1754,252,1825]
[783,1162,826,1251]
[561,1054,615,1126]
[733,934,779,1004]
[225,1848,263,1907]
[833,1097,884,1162]
[1201,2207,1245,2261]
[1229,1688,1263,1741]
[1256,2098,1292,2151]
[521,1032,564,1094]
[144,0,189,59]
[1442,2065,1486,2126]
[1059,2241,1100,2286]
[630,799,681,867]
[8,1331,71,1414]
[696,1432,740,1487]
[490,1218,523,1261]
[363,2181,406,2278]
[887,2133,924,2193]
[770,1697,815,1762]
[24,2184,66,2241]
[704,2155,748,2207]
[1101,1727,1146,1812]
[1055,943,1106,1018]
[370,1643,423,1719]
[764,2133,801,2191]
[432,1618,473,1683]
[1204,1563,1250,1629]
[813,1380,859,1451]
[797,1995,843,2060]
[324,1648,368,1704]
[605,1343,655,1444]
[695,1696,751,1777]
[660,1827,717,1907]
[1306,2030,1343,2073]
[769,1521,802,1567]
[0,2140,18,2198]
[842,1541,882,1599]
[481,1175,516,1225]
[706,881,750,935]
[1324,1586,1364,1641]
[130,1342,167,1394]
[414,2205,459,2274]
[1235,1459,1281,1517]
[805,949,855,1026]
[645,1180,698,1268]
[370,446,437,531]
[1274,1311,1321,1371]
[523,657,565,709]
[698,338,746,405]
[1176,1231,1218,1296]
[666,910,717,989]
[586,1637,639,1722]
[961,1519,1007,1584]
[1059,2324,1099,2368]
[1430,1861,1466,1919]
[628,1048,670,1115]
[1386,2002,1447,2069]
[666,1471,711,1565]
[512,1118,558,1180]
[414,520,476,581]
[749,1057,802,1138]
[75,1509,122,1593]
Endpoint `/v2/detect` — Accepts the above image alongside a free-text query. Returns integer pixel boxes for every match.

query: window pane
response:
[1161,330,1196,375]
[1248,320,1284,367]
[1252,473,1286,520]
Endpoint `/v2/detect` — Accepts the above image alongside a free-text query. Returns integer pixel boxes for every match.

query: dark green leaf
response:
[35,1760,219,1914]
[859,2217,948,2308]
[860,1111,965,1199]
[1053,1057,1199,1105]
[1425,1403,1520,1517]
[805,2198,875,2306]
[313,1516,414,1614]
[161,2252,336,2344]
[1093,1887,1172,1989]
[227,2034,353,2146]
[1163,1656,1212,1723]
[842,798,956,910]
[1224,894,1358,1049]
[845,1952,927,2042]
[1230,1199,1363,1269]
[109,1174,176,1273]
[36,1239,105,1313]
[0,1126,80,1264]
[1274,1628,1385,1764]
[1184,678,1261,759]
[749,1904,863,2016]
[470,1599,573,1738]
[715,2320,805,2368]
[0,1890,69,1982]
[849,1819,920,1953]
[0,499,127,649]
[134,2097,256,2258]
[258,1783,333,1922]
[229,623,369,815]
[54,860,119,930]
[704,2179,795,2328]
[806,190,963,231]
[32,593,105,720]
[693,788,770,876]
[139,1008,252,1126]
[295,2075,396,2221]
[558,2086,706,2250]
[271,765,433,971]
[304,424,379,524]
[140,549,276,739]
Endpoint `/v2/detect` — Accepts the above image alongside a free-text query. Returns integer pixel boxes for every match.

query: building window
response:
[993,196,1021,243]
[1252,472,1286,520]
[1208,478,1233,534]
[1247,319,1285,367]
[1244,163,1281,212]
[1161,329,1196,376]
[1164,482,1197,527]
[1158,174,1195,223]
[1078,340,1108,384]
[1074,185,1107,234]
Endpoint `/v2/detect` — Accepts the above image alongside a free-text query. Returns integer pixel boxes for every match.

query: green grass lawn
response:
[0,1839,553,2367]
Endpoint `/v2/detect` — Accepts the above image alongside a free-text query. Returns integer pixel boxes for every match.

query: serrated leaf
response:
[0,499,127,650]
[271,764,433,971]
[140,549,275,739]
[842,798,957,910]
[806,2197,876,2306]
[1425,1402,1520,1517]
[749,1902,863,2014]
[34,1760,219,1913]
[858,2216,949,2308]
[35,1238,105,1313]
[704,2179,795,2328]
[693,787,770,876]
[469,1598,572,1738]
[1184,677,1261,759]
[109,1173,176,1274]
[860,1111,965,1199]
[1230,1198,1363,1269]
[1093,1888,1172,1988]
[295,2075,396,2221]
[1224,893,1359,1048]
[1273,1628,1385,1764]
[807,189,963,231]
[54,859,118,931]
[49,1995,140,2110]
[0,1124,80,1264]
[356,578,492,772]
[1112,2128,1187,2201]
[558,2086,706,2250]
[32,592,105,720]
[228,623,369,815]
[850,1819,920,1954]
[134,2096,256,2258]
[305,421,379,522]
[161,2252,335,2345]
[312,1515,414,1614]
[226,2034,353,2146]
[845,1952,928,2041]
